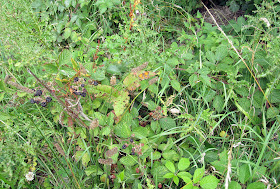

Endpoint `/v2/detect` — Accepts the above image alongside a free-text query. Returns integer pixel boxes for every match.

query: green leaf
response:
[119,170,125,181]
[173,175,179,186]
[64,28,72,39]
[162,150,180,161]
[229,0,240,12]
[178,158,190,171]
[206,51,216,63]
[152,151,161,160]
[215,45,228,62]
[165,161,176,173]
[200,175,219,189]
[246,182,266,189]
[159,117,176,130]
[113,91,129,116]
[189,74,199,87]
[181,176,193,189]
[151,165,169,182]
[238,164,250,184]
[213,95,224,113]
[177,172,192,182]
[119,156,138,167]
[267,107,279,119]
[228,181,241,189]
[114,121,131,138]
[82,152,90,167]
[167,57,179,66]
[163,172,174,178]
[171,79,181,91]
[193,167,204,183]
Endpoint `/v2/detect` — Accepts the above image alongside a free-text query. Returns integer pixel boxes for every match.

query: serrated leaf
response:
[189,74,199,87]
[119,156,138,166]
[246,182,265,189]
[152,151,161,160]
[113,91,129,116]
[200,175,219,189]
[165,161,175,173]
[114,121,131,138]
[177,172,192,182]
[267,107,279,119]
[123,73,140,91]
[215,45,228,62]
[213,95,224,113]
[181,176,193,189]
[151,165,169,182]
[178,158,190,171]
[167,57,179,66]
[159,117,176,130]
[64,28,71,39]
[162,150,179,161]
[228,181,241,189]
[239,164,250,184]
[171,79,181,91]
[85,165,103,176]
[193,167,204,183]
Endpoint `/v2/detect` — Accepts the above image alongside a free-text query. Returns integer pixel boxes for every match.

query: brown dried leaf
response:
[131,62,148,73]
[54,143,65,157]
[149,76,159,85]
[90,118,99,129]
[98,158,113,165]
[105,147,118,157]
[110,75,117,86]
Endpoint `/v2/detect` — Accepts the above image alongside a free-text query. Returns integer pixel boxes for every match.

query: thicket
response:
[0,0,279,188]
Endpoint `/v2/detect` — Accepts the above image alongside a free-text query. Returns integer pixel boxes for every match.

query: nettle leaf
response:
[200,175,219,189]
[167,57,179,66]
[165,161,176,173]
[267,107,279,119]
[171,79,181,91]
[206,51,216,63]
[269,89,280,103]
[215,45,228,62]
[159,117,176,130]
[213,95,224,113]
[152,151,161,160]
[119,156,138,167]
[238,164,250,184]
[178,158,190,171]
[162,150,180,161]
[189,74,199,87]
[193,167,204,183]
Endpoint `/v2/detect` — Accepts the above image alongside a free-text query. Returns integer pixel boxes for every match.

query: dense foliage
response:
[0,0,279,188]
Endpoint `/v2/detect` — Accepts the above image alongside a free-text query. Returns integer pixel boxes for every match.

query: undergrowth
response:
[0,0,279,189]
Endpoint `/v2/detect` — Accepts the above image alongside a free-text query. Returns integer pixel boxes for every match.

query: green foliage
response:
[1,0,280,188]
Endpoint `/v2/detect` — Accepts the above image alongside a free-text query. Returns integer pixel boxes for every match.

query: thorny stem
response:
[26,68,89,129]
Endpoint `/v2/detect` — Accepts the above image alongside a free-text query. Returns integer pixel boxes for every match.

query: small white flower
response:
[25,172,35,181]
[232,142,244,148]
[169,108,180,114]
[260,17,270,27]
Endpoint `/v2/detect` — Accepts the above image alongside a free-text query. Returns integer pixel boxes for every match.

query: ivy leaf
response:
[165,161,175,173]
[193,167,204,183]
[178,158,190,171]
[200,175,219,189]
